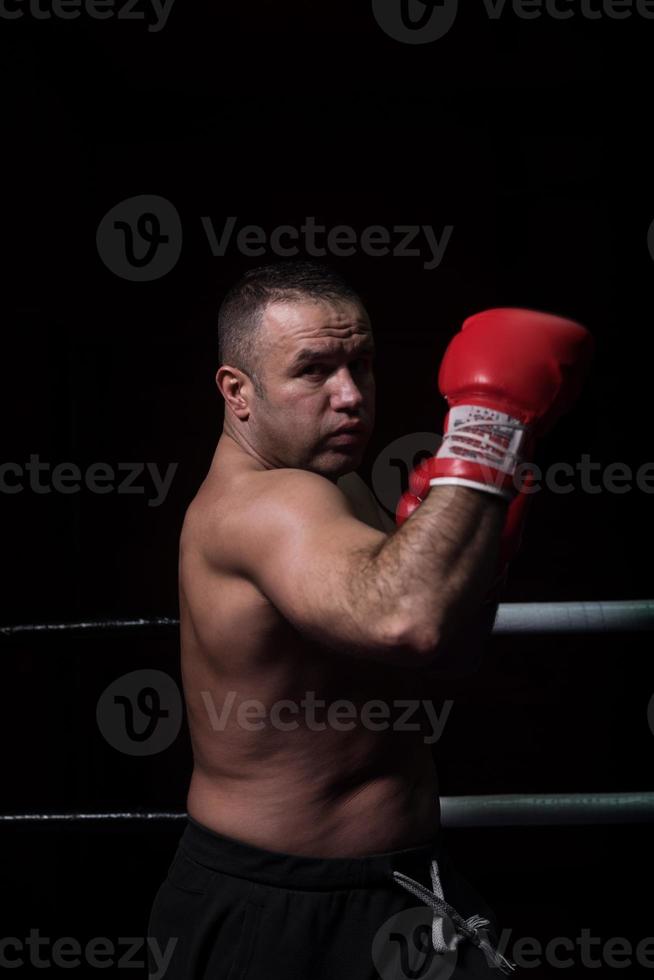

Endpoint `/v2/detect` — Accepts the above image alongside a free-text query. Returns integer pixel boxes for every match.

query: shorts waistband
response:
[180,816,443,891]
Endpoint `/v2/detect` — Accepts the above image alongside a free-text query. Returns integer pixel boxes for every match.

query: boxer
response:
[148,260,593,979]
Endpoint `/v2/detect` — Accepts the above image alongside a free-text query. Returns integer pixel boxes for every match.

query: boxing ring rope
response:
[1,600,653,638]
[440,793,654,827]
[3,794,654,827]
[492,600,654,635]
[0,617,180,637]
[2,602,653,828]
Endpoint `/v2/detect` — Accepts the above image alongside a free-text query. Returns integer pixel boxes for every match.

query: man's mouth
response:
[326,426,365,447]
[330,421,365,437]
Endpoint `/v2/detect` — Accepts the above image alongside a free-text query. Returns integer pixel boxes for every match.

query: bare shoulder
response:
[180,462,392,656]
[182,466,361,573]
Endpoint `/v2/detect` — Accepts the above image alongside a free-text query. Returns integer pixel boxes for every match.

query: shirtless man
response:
[148,261,593,979]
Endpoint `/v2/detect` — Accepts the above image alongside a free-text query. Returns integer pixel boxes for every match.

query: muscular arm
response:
[339,471,502,674]
[217,467,506,666]
[373,483,506,653]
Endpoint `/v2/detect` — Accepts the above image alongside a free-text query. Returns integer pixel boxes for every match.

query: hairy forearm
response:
[365,485,507,654]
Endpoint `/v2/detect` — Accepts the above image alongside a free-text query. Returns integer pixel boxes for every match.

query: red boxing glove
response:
[395,307,594,583]
[427,307,594,500]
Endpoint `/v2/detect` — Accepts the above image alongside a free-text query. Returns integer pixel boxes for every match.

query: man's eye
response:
[303,364,326,376]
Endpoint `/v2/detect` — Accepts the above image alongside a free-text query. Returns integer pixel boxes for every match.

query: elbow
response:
[407,624,443,666]
[381,614,442,666]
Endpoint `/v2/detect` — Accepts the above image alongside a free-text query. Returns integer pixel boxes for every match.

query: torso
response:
[180,438,440,857]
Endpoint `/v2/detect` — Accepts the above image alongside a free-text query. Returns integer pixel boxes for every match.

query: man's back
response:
[179,436,440,857]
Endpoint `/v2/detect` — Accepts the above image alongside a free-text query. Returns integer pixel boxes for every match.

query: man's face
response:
[248,298,376,479]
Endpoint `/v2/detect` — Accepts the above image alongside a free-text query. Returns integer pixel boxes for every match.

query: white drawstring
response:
[392,859,515,974]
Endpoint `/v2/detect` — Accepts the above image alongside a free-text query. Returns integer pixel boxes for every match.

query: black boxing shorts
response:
[147,816,513,979]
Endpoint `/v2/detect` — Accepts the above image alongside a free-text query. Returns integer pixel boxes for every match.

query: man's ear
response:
[337,472,395,533]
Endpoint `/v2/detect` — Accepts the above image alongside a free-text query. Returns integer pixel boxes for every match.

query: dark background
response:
[2,1,653,976]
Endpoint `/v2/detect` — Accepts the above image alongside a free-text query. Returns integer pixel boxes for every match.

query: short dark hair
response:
[217,260,364,397]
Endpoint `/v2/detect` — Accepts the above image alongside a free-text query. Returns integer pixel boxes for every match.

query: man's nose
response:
[329,368,366,409]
